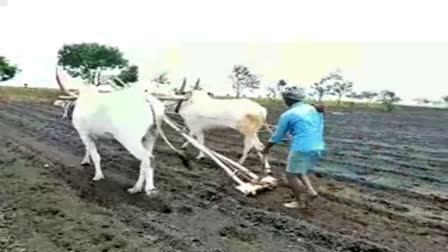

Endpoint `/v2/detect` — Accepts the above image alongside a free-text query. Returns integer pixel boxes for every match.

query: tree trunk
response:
[236,87,241,98]
[337,95,342,105]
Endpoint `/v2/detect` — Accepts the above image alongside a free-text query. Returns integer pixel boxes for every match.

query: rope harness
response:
[62,100,76,120]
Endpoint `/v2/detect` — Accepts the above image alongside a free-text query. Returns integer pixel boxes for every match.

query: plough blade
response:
[235,179,277,196]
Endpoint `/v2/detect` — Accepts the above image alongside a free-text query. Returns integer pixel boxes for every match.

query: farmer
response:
[262,87,326,208]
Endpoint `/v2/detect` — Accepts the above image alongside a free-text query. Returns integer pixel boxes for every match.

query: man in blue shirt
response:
[262,87,325,208]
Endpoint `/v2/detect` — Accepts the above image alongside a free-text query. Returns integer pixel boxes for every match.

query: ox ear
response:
[183,90,193,99]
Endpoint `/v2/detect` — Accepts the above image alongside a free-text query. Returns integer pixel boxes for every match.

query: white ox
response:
[55,70,188,196]
[175,90,272,173]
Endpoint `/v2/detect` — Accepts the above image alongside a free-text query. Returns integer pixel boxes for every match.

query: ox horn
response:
[55,67,78,99]
[174,77,187,113]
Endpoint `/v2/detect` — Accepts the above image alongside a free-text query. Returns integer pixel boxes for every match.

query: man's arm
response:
[262,114,289,154]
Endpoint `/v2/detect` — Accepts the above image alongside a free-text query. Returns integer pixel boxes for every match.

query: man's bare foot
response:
[283,201,306,209]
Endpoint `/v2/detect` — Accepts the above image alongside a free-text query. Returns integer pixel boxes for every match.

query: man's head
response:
[281,87,306,107]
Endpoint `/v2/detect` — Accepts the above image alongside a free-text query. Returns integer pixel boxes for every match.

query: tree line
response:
[1,42,447,111]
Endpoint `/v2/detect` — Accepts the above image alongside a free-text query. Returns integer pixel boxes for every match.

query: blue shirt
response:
[270,102,325,152]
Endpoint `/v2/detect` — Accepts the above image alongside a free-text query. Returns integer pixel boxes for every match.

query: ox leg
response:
[143,157,156,195]
[238,136,253,165]
[143,131,158,190]
[128,163,145,195]
[255,151,272,174]
[253,136,272,174]
[195,132,206,160]
[181,130,194,149]
[79,134,103,181]
[118,136,155,195]
[181,141,190,149]
[143,130,158,153]
[81,148,91,166]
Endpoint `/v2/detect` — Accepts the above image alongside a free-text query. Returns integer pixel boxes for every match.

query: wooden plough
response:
[162,116,278,196]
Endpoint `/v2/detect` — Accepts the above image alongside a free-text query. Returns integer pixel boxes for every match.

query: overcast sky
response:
[1,0,448,101]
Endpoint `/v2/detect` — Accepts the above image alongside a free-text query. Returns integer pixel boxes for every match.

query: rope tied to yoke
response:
[62,100,76,120]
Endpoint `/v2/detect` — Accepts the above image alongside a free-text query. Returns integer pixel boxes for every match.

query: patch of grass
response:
[0,86,59,102]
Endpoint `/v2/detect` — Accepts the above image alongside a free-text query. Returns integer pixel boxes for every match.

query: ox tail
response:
[260,107,273,135]
[263,122,274,135]
[155,114,191,169]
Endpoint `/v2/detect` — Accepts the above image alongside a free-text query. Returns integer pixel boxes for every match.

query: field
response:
[0,86,447,252]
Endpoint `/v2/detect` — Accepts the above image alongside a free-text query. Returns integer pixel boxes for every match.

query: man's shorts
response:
[286,150,323,175]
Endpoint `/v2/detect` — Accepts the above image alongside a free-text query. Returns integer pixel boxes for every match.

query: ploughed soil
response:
[0,99,447,252]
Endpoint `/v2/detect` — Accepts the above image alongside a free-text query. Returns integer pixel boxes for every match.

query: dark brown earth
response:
[0,99,447,252]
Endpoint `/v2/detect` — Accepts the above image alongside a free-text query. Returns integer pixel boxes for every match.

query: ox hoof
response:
[264,169,273,175]
[81,161,90,166]
[145,188,159,196]
[92,174,104,181]
[195,155,205,161]
[127,187,142,194]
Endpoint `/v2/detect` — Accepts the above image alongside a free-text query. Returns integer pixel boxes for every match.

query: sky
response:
[1,0,448,102]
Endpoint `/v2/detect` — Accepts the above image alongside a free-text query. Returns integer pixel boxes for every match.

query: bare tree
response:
[152,72,171,87]
[413,97,431,104]
[229,65,260,98]
[361,91,379,104]
[311,71,342,102]
[266,79,288,99]
[331,80,353,105]
[266,84,277,99]
[347,92,363,100]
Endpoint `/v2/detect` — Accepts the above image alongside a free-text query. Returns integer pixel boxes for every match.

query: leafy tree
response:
[311,71,342,102]
[442,95,448,103]
[57,43,129,83]
[278,79,287,87]
[378,90,401,112]
[116,65,138,84]
[229,65,260,98]
[0,56,20,82]
[331,80,353,105]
